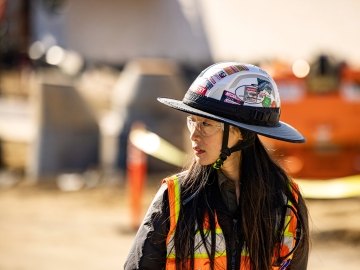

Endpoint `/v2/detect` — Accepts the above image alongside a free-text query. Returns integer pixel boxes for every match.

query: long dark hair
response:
[173,133,309,270]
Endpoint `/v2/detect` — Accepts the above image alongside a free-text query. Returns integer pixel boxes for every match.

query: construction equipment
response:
[261,55,360,180]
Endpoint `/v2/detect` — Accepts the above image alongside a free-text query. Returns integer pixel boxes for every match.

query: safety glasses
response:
[186,116,224,137]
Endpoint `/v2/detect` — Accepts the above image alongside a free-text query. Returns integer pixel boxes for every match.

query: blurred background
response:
[0,0,359,269]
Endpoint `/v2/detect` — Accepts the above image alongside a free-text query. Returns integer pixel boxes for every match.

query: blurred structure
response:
[0,98,33,174]
[112,58,188,175]
[27,0,360,66]
[261,55,360,179]
[28,70,100,180]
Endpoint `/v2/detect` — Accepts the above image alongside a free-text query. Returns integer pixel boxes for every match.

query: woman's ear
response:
[231,126,243,140]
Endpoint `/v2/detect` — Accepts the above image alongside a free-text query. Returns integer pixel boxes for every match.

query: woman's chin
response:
[195,157,216,166]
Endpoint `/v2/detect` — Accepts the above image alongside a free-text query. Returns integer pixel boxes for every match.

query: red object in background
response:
[127,123,147,230]
[0,0,6,22]
[262,61,360,180]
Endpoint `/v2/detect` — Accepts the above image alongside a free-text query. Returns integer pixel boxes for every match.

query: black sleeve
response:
[124,184,170,270]
[289,195,309,270]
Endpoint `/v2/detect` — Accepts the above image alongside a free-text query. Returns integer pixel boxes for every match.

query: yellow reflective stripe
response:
[195,228,224,234]
[173,176,180,224]
[167,253,176,259]
[194,231,226,257]
[284,215,291,229]
[241,247,249,256]
[287,199,293,207]
[193,251,227,258]
[166,233,175,257]
[278,182,299,262]
[165,175,180,258]
[167,252,227,259]
[168,231,227,257]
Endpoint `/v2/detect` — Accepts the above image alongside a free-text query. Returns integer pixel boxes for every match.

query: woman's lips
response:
[193,147,205,155]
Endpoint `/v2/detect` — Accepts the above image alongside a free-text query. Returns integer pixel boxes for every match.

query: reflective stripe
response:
[280,182,300,260]
[165,176,228,262]
[165,175,180,227]
[241,247,249,256]
[164,175,181,258]
[167,229,227,258]
[193,230,226,258]
[165,175,300,269]
[173,177,180,224]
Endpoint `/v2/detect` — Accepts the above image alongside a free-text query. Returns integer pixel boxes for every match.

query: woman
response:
[124,62,309,270]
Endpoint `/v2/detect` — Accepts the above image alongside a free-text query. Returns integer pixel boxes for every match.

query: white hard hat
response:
[158,62,305,143]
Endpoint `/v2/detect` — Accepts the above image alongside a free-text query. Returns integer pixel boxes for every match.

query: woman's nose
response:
[190,126,201,141]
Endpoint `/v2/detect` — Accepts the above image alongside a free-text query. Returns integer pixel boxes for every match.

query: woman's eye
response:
[202,121,211,127]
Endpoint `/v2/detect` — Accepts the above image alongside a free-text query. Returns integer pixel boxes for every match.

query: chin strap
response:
[212,124,255,170]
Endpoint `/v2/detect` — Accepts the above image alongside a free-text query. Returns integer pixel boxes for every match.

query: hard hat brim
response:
[157,97,305,143]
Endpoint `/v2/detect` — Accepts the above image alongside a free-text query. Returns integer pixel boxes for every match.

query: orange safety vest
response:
[164,175,299,270]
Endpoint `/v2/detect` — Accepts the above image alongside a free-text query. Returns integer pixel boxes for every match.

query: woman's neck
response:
[220,151,241,182]
[220,151,242,200]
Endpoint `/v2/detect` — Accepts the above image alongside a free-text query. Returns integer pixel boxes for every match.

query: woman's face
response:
[188,115,242,166]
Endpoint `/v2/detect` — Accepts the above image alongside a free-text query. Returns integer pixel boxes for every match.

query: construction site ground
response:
[0,175,359,270]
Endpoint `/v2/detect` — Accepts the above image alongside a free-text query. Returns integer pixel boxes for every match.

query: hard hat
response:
[158,62,305,143]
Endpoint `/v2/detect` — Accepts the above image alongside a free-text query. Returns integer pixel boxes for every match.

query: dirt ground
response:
[0,177,359,270]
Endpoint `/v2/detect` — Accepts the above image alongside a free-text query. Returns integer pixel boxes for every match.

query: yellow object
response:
[129,127,187,167]
[295,175,360,199]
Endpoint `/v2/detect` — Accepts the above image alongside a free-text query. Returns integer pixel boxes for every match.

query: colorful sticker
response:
[189,77,213,96]
[224,66,239,75]
[235,78,276,107]
[235,65,249,72]
[209,76,216,84]
[205,80,213,90]
[221,90,244,105]
[192,65,263,100]
[214,70,227,80]
[262,96,271,107]
[195,85,207,95]
[244,85,259,103]
[258,78,272,93]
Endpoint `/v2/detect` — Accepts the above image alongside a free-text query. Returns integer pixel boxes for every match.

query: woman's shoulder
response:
[156,171,188,200]
[162,170,188,184]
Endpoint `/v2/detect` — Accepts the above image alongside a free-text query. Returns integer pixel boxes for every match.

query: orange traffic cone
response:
[127,122,147,230]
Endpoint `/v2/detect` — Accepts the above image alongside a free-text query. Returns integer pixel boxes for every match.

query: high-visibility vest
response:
[164,175,299,270]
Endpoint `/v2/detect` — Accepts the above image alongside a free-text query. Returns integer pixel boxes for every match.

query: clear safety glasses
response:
[186,116,224,137]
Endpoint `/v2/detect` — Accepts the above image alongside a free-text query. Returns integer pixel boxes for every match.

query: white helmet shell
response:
[158,62,305,143]
[189,62,281,109]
